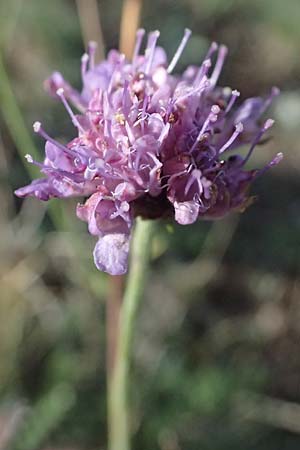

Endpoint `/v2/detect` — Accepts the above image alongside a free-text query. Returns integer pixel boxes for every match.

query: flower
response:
[15,29,282,275]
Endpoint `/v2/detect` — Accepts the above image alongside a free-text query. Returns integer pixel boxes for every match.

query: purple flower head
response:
[15,29,282,275]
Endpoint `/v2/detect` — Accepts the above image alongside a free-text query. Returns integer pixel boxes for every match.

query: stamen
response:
[144,30,160,75]
[25,154,34,163]
[218,122,243,154]
[184,169,203,196]
[190,105,220,152]
[33,121,74,157]
[194,59,212,86]
[147,152,162,168]
[193,43,218,87]
[122,80,131,116]
[166,97,175,117]
[132,28,145,66]
[193,192,204,207]
[269,152,283,166]
[25,153,45,169]
[33,121,42,133]
[56,88,85,133]
[110,201,131,220]
[167,28,192,74]
[107,53,126,94]
[260,86,280,115]
[140,94,149,132]
[158,123,170,144]
[256,152,283,177]
[225,89,240,114]
[243,119,274,165]
[140,163,151,170]
[125,121,135,145]
[103,91,112,116]
[205,41,218,60]
[210,45,228,87]
[104,119,113,140]
[264,118,275,130]
[203,162,222,175]
[84,163,98,180]
[88,41,97,70]
[175,78,210,103]
[81,53,89,79]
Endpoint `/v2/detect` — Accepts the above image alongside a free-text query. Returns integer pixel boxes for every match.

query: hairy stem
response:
[108,218,155,450]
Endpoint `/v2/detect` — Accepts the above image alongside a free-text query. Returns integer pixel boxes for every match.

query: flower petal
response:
[93,233,130,275]
[174,200,199,225]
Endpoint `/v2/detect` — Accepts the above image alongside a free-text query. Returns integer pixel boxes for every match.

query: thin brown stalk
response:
[119,0,143,58]
[75,0,105,61]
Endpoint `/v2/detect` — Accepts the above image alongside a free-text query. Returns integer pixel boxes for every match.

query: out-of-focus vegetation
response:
[0,0,300,449]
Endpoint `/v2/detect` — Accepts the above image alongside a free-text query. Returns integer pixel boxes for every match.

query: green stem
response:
[108,217,155,450]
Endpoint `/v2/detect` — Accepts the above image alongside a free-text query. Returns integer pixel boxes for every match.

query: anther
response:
[225,89,240,114]
[33,121,42,133]
[263,118,275,130]
[25,154,34,163]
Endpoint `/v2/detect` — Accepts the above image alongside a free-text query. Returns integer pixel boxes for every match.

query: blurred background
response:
[1,0,300,449]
